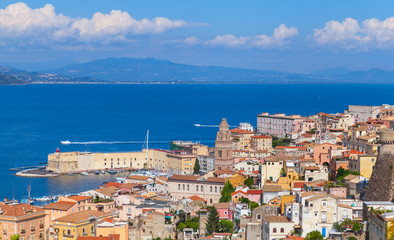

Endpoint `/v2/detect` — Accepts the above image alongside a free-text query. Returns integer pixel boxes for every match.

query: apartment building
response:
[257,113,305,137]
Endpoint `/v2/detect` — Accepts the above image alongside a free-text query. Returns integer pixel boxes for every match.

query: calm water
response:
[0,84,393,200]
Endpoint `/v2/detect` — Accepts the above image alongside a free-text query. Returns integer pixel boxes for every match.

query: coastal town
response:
[2,104,394,240]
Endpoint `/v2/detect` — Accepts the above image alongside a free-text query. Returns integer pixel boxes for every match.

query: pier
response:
[9,165,46,171]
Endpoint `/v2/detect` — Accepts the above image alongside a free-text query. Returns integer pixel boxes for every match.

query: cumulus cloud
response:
[0,2,189,46]
[313,17,394,50]
[206,24,298,48]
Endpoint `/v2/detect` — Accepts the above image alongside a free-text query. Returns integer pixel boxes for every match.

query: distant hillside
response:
[0,74,25,85]
[46,57,324,83]
[46,57,394,84]
[0,66,100,84]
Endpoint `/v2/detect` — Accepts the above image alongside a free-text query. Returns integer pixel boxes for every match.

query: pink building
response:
[257,113,306,137]
[312,143,346,166]
[327,187,347,198]
[246,190,263,204]
[214,202,233,220]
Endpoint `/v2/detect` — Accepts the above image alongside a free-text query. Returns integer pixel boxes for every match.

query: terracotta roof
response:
[293,182,305,189]
[251,135,272,139]
[168,174,199,181]
[0,204,45,217]
[206,177,226,183]
[285,236,305,240]
[213,233,232,236]
[43,201,75,211]
[231,189,247,196]
[68,195,92,202]
[54,210,111,223]
[214,202,230,209]
[157,176,168,182]
[301,133,313,137]
[263,185,282,192]
[104,182,123,188]
[78,234,120,240]
[188,195,207,203]
[126,175,151,181]
[213,169,236,176]
[264,215,290,223]
[230,128,254,134]
[247,190,262,195]
[305,166,319,171]
[94,186,118,197]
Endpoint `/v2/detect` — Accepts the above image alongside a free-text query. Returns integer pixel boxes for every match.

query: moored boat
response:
[81,172,89,176]
[94,170,100,175]
[108,170,116,174]
[68,173,74,176]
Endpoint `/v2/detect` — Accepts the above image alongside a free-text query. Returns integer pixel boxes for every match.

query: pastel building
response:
[257,113,306,137]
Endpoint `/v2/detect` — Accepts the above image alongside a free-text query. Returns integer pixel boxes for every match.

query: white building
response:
[262,216,295,240]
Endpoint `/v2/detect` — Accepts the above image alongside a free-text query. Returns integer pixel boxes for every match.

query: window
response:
[273,228,277,233]
[215,186,217,192]
[183,184,185,190]
[201,186,204,191]
[280,228,284,233]
[196,185,199,191]
[187,185,189,191]
[257,214,261,220]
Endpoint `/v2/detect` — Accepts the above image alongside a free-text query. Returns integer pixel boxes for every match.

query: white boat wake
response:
[194,124,237,127]
[61,140,214,145]
[61,140,168,145]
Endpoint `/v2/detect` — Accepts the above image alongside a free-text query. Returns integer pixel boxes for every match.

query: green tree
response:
[219,220,234,233]
[250,201,259,211]
[177,222,187,230]
[194,159,200,174]
[244,176,254,188]
[305,230,323,240]
[10,235,20,240]
[351,222,362,232]
[177,210,186,224]
[205,206,220,236]
[219,181,235,203]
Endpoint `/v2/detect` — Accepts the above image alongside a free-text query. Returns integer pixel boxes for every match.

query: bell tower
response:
[215,118,233,170]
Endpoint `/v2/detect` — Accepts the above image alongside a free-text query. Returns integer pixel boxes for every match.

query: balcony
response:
[31,227,36,231]
[321,218,327,223]
[39,224,44,229]
[63,232,74,238]
[21,229,26,234]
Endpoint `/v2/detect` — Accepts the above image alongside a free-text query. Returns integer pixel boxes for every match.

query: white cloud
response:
[0,2,189,45]
[182,36,201,45]
[205,24,298,48]
[314,17,394,50]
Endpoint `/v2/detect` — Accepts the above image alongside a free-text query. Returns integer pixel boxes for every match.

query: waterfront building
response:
[215,118,234,170]
[196,155,215,173]
[169,141,209,156]
[345,105,381,123]
[256,112,306,137]
[166,150,196,175]
[0,204,46,240]
[167,174,225,204]
[51,210,112,240]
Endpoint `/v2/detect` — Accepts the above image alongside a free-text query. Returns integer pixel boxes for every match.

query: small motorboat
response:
[108,170,116,174]
[101,170,106,174]
[61,140,71,145]
[81,172,89,176]
[68,173,74,176]
[94,170,100,175]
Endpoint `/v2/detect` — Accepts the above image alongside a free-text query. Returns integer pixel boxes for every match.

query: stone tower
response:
[364,129,394,201]
[215,118,233,170]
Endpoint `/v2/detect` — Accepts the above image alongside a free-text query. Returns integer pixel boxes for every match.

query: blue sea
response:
[0,84,393,201]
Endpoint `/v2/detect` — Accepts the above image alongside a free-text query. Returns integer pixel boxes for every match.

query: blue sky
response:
[1,0,394,73]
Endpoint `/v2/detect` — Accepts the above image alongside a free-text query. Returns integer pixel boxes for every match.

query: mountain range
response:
[1,57,394,84]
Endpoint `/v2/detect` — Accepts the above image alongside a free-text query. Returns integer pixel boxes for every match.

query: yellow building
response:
[47,149,174,173]
[97,220,128,240]
[51,210,113,240]
[167,151,196,175]
[349,154,377,179]
[279,195,296,214]
[226,173,247,187]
